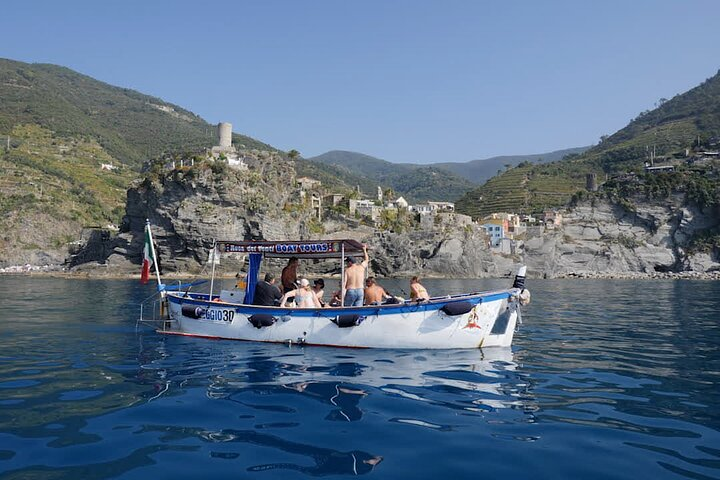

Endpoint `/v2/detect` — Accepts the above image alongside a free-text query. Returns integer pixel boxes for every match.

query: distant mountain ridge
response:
[306,150,477,202]
[431,146,591,184]
[304,146,590,203]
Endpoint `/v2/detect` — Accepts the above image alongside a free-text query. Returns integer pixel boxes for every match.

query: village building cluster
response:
[158,121,619,257]
[295,174,564,256]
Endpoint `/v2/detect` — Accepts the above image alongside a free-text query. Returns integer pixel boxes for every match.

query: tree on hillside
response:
[287,149,301,160]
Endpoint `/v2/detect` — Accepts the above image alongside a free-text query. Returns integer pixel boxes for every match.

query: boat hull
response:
[164,289,523,349]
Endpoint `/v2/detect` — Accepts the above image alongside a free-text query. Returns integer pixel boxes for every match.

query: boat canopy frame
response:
[215,239,365,259]
[209,239,367,304]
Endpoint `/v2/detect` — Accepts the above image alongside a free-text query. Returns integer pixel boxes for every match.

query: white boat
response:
[141,236,530,349]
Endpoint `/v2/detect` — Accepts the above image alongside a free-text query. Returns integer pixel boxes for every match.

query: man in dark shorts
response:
[253,273,282,306]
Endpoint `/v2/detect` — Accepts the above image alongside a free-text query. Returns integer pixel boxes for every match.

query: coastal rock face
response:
[370,229,514,278]
[68,165,718,280]
[522,197,720,277]
[100,157,311,275]
[75,157,519,279]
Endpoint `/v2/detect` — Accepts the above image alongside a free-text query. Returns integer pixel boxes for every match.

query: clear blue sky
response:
[2,0,719,163]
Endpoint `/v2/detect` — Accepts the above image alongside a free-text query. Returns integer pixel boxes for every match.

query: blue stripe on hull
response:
[166,290,513,317]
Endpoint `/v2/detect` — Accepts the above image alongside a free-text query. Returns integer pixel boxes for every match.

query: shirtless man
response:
[410,276,429,301]
[281,257,299,293]
[364,277,389,305]
[343,245,369,306]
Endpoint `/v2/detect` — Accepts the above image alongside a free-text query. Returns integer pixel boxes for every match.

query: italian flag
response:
[140,224,154,284]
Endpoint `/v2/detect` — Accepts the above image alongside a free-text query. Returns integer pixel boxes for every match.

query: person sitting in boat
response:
[329,288,342,307]
[410,276,429,301]
[281,257,299,293]
[364,277,390,305]
[312,279,326,306]
[252,272,282,306]
[343,245,369,306]
[280,278,322,308]
[235,272,247,290]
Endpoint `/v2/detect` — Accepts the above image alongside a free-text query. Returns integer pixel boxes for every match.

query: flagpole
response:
[145,219,163,290]
[209,239,217,301]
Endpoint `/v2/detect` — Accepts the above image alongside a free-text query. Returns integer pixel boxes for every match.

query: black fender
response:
[440,301,474,316]
[181,305,206,319]
[331,314,365,328]
[248,314,277,329]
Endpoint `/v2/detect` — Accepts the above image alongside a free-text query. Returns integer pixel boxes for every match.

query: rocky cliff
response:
[62,163,720,280]
[522,196,720,278]
[67,153,516,279]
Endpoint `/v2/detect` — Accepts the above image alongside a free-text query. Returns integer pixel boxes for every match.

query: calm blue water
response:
[0,277,719,479]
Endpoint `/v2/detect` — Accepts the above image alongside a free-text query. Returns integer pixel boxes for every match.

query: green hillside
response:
[0,58,273,167]
[306,150,476,202]
[0,124,137,261]
[455,162,585,218]
[295,158,379,197]
[457,69,720,218]
[432,146,590,184]
[0,58,278,265]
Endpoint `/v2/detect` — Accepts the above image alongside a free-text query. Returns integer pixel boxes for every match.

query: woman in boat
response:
[410,276,429,301]
[312,279,325,306]
[329,288,342,307]
[280,278,322,308]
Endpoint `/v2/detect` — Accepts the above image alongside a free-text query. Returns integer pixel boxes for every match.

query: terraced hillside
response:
[457,69,720,219]
[0,124,138,265]
[433,146,590,184]
[0,58,281,267]
[456,163,584,218]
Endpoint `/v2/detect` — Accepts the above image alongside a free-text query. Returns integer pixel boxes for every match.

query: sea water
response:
[0,277,718,479]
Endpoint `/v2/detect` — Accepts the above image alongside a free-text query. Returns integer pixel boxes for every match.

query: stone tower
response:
[586,173,598,192]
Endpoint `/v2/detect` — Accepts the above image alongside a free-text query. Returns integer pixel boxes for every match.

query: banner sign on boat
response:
[223,241,341,255]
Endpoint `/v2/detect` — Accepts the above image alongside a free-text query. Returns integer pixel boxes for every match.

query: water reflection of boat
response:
[140,234,530,349]
[198,346,523,425]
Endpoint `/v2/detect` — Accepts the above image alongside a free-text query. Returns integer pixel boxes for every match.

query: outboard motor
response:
[513,265,527,290]
[512,265,531,305]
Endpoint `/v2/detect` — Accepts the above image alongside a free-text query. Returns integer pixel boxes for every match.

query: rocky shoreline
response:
[2,265,719,281]
[555,271,720,280]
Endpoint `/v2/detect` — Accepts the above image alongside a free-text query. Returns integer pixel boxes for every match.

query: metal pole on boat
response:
[209,240,217,301]
[146,220,163,292]
[341,242,345,306]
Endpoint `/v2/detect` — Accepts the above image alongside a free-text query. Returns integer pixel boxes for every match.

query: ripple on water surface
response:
[0,277,718,479]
